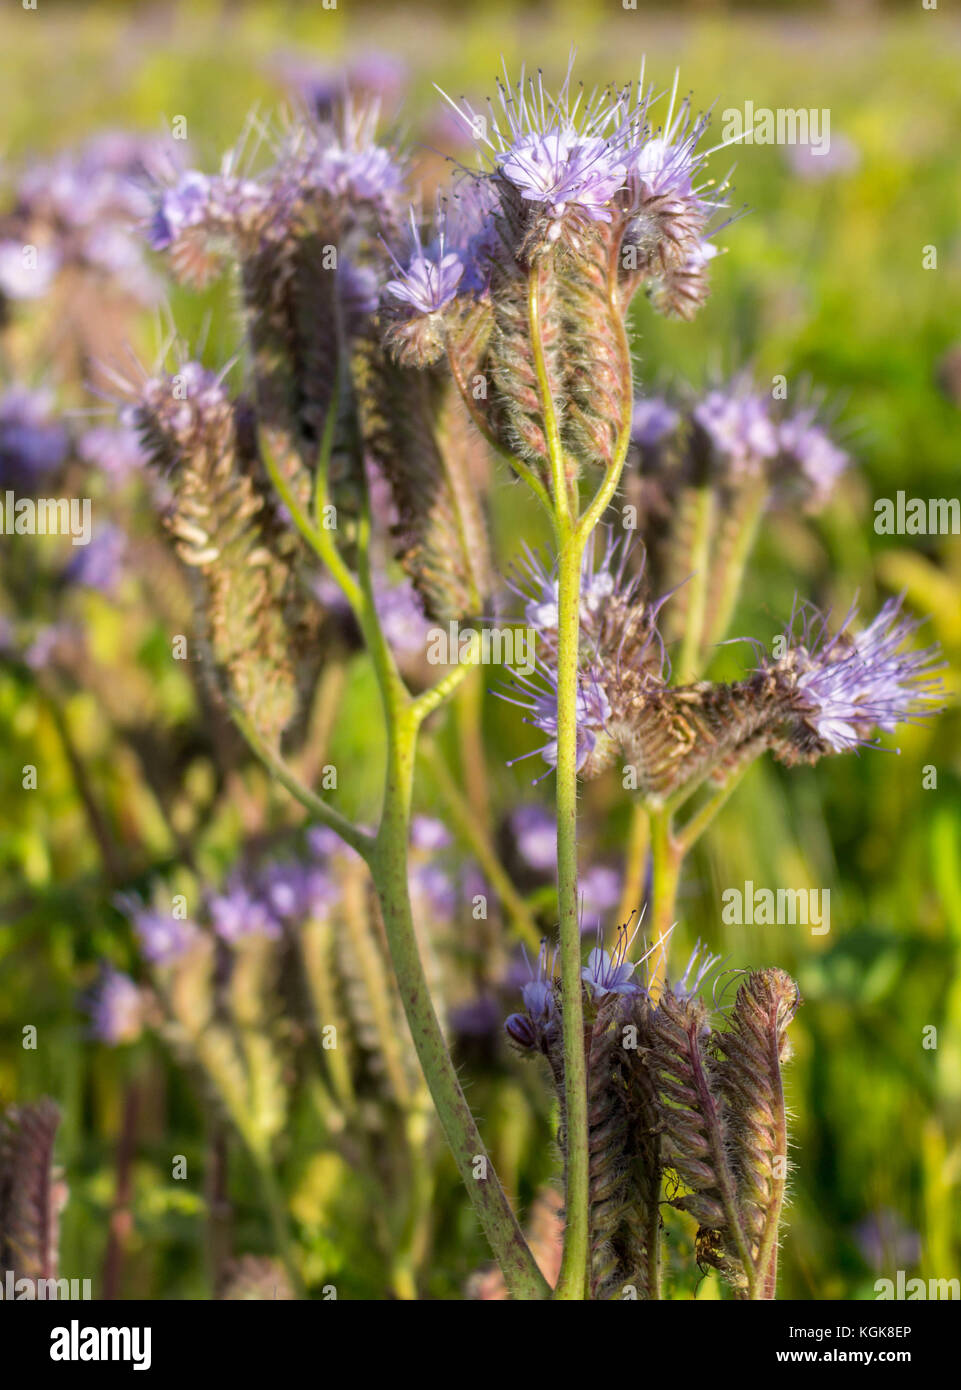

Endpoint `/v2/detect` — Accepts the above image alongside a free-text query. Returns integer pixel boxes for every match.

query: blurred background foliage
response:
[1,0,959,1299]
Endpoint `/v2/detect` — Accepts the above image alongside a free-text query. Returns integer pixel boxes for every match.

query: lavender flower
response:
[146,170,213,251]
[777,409,849,508]
[580,864,622,920]
[63,525,126,594]
[503,659,613,779]
[77,418,146,481]
[581,920,643,999]
[764,597,944,755]
[505,940,557,1046]
[410,816,452,851]
[693,387,779,476]
[631,395,679,448]
[0,388,69,487]
[439,64,633,238]
[209,881,282,943]
[521,941,557,1022]
[672,942,723,1001]
[510,804,557,873]
[86,967,143,1045]
[0,239,60,300]
[385,208,465,315]
[121,897,200,966]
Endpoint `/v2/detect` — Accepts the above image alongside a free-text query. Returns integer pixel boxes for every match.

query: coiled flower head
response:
[757,596,944,759]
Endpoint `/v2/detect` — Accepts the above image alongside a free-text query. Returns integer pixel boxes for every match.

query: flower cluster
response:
[632,377,851,511]
[499,530,942,799]
[506,926,799,1299]
[752,597,945,760]
[0,132,176,305]
[381,60,732,488]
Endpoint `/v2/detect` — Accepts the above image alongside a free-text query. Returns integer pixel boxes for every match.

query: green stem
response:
[251,1149,306,1299]
[370,706,550,1300]
[703,482,767,652]
[551,532,590,1301]
[675,486,715,685]
[229,705,373,860]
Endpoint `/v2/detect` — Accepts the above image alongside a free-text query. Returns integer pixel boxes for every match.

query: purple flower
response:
[121,897,199,966]
[86,967,143,1045]
[770,598,944,753]
[146,170,212,251]
[786,134,859,181]
[503,660,612,779]
[580,864,622,919]
[672,943,722,1001]
[510,804,557,873]
[385,207,465,316]
[0,239,60,300]
[777,410,849,507]
[374,576,433,656]
[520,940,558,1023]
[694,387,779,475]
[209,880,281,943]
[631,396,679,448]
[77,419,146,480]
[853,1209,921,1272]
[0,387,69,487]
[581,921,642,999]
[409,863,458,919]
[439,63,642,239]
[499,129,626,226]
[63,525,126,594]
[450,993,501,1039]
[410,816,452,851]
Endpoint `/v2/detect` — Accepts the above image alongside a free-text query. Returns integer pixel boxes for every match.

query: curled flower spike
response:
[760,596,944,757]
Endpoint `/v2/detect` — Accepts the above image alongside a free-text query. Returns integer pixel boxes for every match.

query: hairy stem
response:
[370,705,550,1300]
[551,531,591,1300]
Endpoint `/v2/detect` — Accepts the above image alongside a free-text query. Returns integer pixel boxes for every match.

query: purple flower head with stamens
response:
[671,942,723,1002]
[437,60,646,242]
[505,939,558,1046]
[764,597,944,755]
[581,919,645,999]
[146,170,212,251]
[521,940,558,1023]
[385,206,465,316]
[502,659,613,778]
